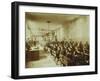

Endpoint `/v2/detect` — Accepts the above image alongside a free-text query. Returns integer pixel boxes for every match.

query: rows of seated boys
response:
[45,40,89,66]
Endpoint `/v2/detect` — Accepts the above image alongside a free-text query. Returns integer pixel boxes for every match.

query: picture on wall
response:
[11,1,98,79]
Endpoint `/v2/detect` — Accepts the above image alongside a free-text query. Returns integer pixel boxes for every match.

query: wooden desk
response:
[26,50,39,62]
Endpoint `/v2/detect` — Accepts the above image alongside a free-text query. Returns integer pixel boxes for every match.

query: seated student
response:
[26,41,31,51]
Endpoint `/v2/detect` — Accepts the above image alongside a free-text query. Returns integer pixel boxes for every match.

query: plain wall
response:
[26,15,89,43]
[63,16,89,42]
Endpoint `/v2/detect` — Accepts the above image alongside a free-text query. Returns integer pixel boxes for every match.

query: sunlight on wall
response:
[63,16,89,42]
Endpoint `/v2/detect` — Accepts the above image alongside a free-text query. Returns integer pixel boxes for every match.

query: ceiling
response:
[25,12,84,23]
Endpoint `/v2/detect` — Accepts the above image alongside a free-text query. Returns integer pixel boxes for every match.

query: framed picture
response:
[11,1,98,79]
